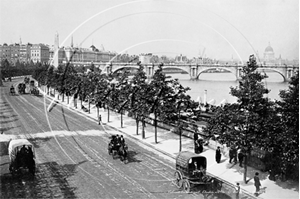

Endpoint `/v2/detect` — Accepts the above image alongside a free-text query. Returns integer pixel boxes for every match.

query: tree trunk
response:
[179,128,182,152]
[62,93,64,102]
[154,110,157,143]
[142,118,145,139]
[88,98,90,114]
[244,154,248,183]
[136,115,139,135]
[121,111,123,128]
[67,95,69,104]
[107,106,110,122]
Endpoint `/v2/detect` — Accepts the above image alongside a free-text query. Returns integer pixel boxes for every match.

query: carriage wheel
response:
[173,171,182,188]
[182,179,190,193]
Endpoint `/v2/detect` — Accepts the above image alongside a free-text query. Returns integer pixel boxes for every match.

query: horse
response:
[118,144,128,163]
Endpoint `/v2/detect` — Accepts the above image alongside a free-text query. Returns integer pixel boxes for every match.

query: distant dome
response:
[265,45,274,53]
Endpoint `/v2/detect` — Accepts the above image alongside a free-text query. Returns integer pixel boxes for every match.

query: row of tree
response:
[203,55,299,181]
[31,55,298,182]
[32,62,205,142]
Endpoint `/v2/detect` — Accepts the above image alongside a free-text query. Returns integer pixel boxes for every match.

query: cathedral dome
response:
[265,44,274,53]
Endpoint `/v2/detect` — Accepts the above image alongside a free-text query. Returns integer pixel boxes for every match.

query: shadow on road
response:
[0,161,84,198]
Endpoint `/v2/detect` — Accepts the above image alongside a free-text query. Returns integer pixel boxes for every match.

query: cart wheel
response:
[173,171,182,188]
[182,179,190,193]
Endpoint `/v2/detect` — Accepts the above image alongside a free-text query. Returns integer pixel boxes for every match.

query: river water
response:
[168,72,289,105]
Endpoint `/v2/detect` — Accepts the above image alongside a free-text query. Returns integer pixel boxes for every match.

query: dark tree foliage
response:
[274,71,299,180]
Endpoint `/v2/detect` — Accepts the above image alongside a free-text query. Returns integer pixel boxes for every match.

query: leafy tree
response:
[274,71,299,180]
[203,55,273,182]
[127,65,150,137]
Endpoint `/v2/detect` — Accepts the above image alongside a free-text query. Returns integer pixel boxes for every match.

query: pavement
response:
[40,86,298,199]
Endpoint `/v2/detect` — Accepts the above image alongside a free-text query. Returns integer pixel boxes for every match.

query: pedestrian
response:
[254,172,261,195]
[233,146,238,164]
[235,182,240,199]
[194,131,199,153]
[238,149,244,167]
[215,146,221,163]
[98,114,102,125]
[197,139,203,153]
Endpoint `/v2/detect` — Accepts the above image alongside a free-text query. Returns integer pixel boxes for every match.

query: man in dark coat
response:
[229,147,234,163]
[194,132,199,153]
[254,172,261,195]
[215,146,221,163]
[238,149,244,167]
[197,139,203,153]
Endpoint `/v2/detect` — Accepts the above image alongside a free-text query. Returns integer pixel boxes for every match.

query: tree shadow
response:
[0,126,18,133]
[0,114,18,119]
[0,161,85,198]
[0,118,19,124]
[275,179,299,192]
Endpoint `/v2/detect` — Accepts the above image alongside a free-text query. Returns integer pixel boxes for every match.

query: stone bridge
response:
[70,61,298,82]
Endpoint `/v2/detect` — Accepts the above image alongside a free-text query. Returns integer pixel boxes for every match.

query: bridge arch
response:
[256,68,286,82]
[197,67,238,80]
[162,66,190,75]
[111,65,140,74]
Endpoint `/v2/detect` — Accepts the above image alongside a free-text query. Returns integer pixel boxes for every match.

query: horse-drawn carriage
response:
[8,139,36,176]
[174,151,222,193]
[18,83,26,94]
[30,87,39,95]
[29,80,39,96]
[10,86,15,95]
[108,135,128,163]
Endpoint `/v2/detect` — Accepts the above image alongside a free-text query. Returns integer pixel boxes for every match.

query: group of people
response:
[229,146,245,167]
[109,134,125,149]
[194,132,208,154]
[214,145,245,166]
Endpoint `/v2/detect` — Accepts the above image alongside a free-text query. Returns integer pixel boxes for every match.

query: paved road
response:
[0,78,207,199]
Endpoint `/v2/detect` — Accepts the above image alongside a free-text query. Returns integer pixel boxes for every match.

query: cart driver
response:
[20,145,28,155]
[120,135,125,145]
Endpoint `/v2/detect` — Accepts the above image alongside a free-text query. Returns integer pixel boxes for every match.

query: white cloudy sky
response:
[0,0,298,61]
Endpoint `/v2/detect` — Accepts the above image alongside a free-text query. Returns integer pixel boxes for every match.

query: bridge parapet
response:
[66,61,298,82]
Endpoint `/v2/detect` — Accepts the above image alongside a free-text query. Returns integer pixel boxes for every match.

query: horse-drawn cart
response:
[108,135,128,163]
[174,151,222,193]
[10,86,15,95]
[8,139,36,176]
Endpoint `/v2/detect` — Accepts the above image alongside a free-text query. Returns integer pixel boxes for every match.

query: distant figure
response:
[120,135,125,145]
[254,172,261,195]
[194,132,199,153]
[229,146,237,164]
[215,146,221,163]
[197,138,203,153]
[238,149,244,167]
[235,182,240,199]
[229,147,234,163]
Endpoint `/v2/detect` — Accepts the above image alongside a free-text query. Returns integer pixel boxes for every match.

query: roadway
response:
[0,78,204,198]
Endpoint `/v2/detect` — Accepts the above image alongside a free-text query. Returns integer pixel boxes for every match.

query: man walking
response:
[215,146,221,163]
[254,172,261,195]
[194,131,199,153]
[238,149,244,167]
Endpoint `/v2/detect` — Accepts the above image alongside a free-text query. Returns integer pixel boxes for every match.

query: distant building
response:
[31,44,50,64]
[20,43,32,63]
[0,42,32,65]
[174,54,188,64]
[262,43,298,66]
[0,43,12,62]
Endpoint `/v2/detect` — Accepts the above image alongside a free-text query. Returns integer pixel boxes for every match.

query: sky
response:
[0,0,299,61]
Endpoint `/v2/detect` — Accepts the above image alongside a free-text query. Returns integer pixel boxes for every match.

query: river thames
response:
[168,72,289,105]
